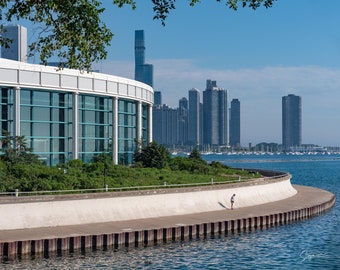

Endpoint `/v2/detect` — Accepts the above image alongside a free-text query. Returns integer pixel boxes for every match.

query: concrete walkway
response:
[0,185,335,243]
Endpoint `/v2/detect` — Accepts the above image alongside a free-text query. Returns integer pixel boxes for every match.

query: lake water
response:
[2,153,339,269]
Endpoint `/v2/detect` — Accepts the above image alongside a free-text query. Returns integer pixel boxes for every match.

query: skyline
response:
[17,1,340,146]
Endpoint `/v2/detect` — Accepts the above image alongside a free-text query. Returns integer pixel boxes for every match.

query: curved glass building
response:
[0,59,153,166]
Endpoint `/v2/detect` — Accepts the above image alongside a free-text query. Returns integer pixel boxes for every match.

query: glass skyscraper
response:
[1,25,27,62]
[178,97,188,145]
[229,98,241,148]
[202,80,229,147]
[154,91,162,106]
[188,88,200,146]
[282,94,302,151]
[134,30,153,87]
[152,104,178,146]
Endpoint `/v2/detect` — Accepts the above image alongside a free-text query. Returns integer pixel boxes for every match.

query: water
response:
[2,153,339,269]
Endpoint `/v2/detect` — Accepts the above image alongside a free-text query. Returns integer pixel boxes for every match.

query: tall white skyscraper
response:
[1,25,27,62]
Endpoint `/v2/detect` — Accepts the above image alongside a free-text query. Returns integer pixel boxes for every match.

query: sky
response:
[28,1,340,147]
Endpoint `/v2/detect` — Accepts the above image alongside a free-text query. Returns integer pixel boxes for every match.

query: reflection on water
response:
[2,217,338,270]
[1,154,339,269]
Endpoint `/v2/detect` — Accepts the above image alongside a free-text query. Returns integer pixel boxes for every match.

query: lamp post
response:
[104,164,108,191]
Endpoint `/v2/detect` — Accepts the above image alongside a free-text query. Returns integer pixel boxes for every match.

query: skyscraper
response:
[282,94,302,151]
[188,88,200,146]
[1,25,27,62]
[134,30,153,87]
[203,80,229,147]
[154,91,162,106]
[178,97,188,145]
[229,99,241,148]
[152,104,178,146]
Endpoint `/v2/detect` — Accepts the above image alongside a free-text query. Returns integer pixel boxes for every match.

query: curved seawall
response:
[0,175,296,230]
[0,173,336,260]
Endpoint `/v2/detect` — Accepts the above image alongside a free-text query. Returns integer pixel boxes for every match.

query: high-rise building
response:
[154,91,162,106]
[218,88,229,146]
[134,30,153,87]
[229,99,241,148]
[178,97,188,145]
[152,104,178,146]
[202,80,229,147]
[188,88,200,146]
[282,94,302,151]
[1,25,27,62]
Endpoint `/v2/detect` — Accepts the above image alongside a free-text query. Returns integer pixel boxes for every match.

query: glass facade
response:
[0,87,150,166]
[78,94,113,163]
[142,104,149,145]
[118,99,137,165]
[282,94,302,151]
[134,30,154,87]
[20,89,73,165]
[0,88,14,137]
[0,60,153,166]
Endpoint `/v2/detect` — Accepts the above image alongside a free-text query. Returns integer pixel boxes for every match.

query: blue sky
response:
[31,1,340,146]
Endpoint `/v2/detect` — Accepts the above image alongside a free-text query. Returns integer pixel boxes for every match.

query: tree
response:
[0,130,41,165]
[134,141,171,169]
[114,0,276,25]
[0,0,113,71]
[188,147,203,161]
[0,0,276,71]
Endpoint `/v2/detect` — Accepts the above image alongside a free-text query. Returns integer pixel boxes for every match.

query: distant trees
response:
[0,136,256,192]
[168,147,207,173]
[188,147,203,161]
[134,141,171,169]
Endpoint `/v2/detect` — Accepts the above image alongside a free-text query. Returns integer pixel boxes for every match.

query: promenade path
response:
[0,185,335,244]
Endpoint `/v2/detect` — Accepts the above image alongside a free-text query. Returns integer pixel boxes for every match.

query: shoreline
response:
[0,183,335,260]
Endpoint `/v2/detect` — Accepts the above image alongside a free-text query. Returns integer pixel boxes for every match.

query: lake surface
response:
[2,153,339,269]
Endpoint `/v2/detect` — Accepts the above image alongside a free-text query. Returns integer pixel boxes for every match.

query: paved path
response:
[0,185,335,243]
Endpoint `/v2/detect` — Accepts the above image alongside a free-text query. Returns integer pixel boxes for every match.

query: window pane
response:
[33,91,50,106]
[33,107,50,121]
[20,106,30,121]
[32,123,50,136]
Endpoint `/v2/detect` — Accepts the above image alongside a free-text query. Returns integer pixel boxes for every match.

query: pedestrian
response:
[230,194,236,210]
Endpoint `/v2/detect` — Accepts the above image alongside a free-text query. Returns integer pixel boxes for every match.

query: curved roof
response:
[0,58,154,104]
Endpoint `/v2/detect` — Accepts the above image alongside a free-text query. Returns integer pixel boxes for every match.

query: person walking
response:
[230,194,236,210]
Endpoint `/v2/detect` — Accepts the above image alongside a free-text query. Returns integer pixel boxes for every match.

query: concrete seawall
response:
[0,173,336,260]
[0,175,296,230]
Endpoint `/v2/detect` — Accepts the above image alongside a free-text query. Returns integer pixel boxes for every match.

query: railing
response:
[0,170,290,198]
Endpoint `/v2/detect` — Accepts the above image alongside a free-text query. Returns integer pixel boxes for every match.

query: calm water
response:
[2,154,339,269]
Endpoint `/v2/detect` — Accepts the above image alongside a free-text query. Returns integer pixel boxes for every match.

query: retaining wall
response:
[0,173,336,260]
[0,175,296,230]
[0,189,335,260]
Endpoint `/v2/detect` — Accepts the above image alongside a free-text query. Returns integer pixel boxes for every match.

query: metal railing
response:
[0,170,289,198]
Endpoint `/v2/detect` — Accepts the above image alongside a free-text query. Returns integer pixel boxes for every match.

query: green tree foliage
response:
[0,0,275,70]
[0,150,259,192]
[114,0,276,25]
[169,156,208,173]
[112,0,276,13]
[188,147,204,162]
[134,141,171,169]
[0,0,112,71]
[0,131,41,165]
